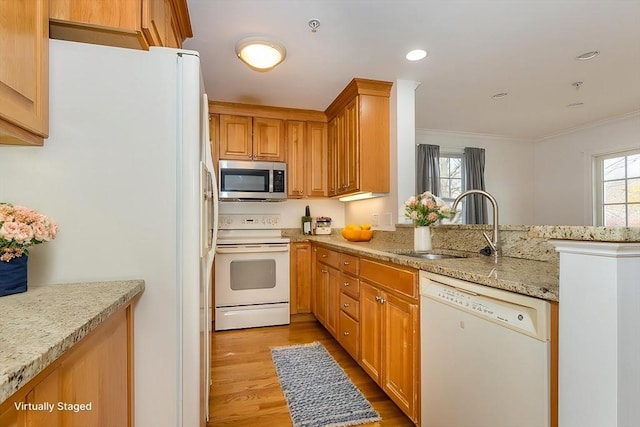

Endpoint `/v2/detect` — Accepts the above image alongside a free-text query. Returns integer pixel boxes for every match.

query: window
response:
[439,154,464,202]
[594,149,640,226]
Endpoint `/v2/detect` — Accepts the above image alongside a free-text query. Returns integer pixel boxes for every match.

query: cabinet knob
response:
[343,261,350,266]
[322,254,327,258]
[380,298,386,304]
[343,331,350,336]
[298,189,304,194]
[343,303,350,308]
[343,282,349,287]
[375,296,381,302]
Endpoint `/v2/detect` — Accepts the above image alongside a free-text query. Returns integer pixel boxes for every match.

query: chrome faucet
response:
[451,190,500,258]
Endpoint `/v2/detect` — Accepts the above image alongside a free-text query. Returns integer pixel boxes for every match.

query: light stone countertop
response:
[0,280,144,405]
[307,236,559,302]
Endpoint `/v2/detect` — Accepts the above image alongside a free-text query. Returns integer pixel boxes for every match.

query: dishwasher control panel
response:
[422,277,546,340]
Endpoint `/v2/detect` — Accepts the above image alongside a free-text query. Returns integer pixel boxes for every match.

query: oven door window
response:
[220,169,269,193]
[230,259,276,290]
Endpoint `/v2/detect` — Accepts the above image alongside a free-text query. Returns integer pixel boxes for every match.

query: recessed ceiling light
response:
[567,102,585,108]
[406,49,427,61]
[492,92,508,99]
[576,51,600,61]
[235,37,287,71]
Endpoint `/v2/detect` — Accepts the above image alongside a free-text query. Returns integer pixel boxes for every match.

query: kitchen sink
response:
[396,251,466,260]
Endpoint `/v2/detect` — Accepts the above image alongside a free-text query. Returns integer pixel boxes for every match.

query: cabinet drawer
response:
[360,259,418,299]
[340,293,359,320]
[340,274,360,299]
[339,311,359,360]
[316,247,339,268]
[340,253,359,275]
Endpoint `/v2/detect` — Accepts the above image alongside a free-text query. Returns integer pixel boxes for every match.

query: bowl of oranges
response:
[341,224,374,242]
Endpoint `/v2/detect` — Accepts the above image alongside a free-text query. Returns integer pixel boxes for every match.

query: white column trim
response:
[551,240,640,257]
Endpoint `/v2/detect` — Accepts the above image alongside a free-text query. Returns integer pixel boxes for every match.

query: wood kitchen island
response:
[0,280,144,426]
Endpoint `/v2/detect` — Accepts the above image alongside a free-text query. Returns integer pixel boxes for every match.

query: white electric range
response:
[214,214,290,331]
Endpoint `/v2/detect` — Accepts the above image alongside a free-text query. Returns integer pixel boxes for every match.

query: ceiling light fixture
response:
[576,50,600,61]
[406,49,427,61]
[235,37,287,71]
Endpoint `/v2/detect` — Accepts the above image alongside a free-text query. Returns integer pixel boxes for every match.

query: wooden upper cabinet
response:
[325,78,392,197]
[49,0,193,50]
[143,0,182,48]
[218,115,285,162]
[306,121,328,197]
[286,121,306,197]
[287,120,328,198]
[219,115,252,160]
[0,0,49,146]
[253,117,285,161]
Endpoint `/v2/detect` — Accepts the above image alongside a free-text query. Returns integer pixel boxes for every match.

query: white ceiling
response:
[184,0,640,140]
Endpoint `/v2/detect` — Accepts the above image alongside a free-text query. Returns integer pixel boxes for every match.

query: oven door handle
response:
[216,245,289,254]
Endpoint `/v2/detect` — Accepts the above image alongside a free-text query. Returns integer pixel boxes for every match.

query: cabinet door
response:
[359,281,383,384]
[314,261,329,326]
[327,117,339,196]
[343,98,359,194]
[0,0,48,146]
[59,308,130,426]
[326,266,340,337]
[290,242,312,314]
[253,117,285,161]
[335,110,348,193]
[306,121,328,197]
[339,311,359,360]
[382,293,419,422]
[142,0,168,47]
[219,115,253,160]
[286,121,306,197]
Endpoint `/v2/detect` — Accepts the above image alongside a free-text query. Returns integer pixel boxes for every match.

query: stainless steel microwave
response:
[218,160,287,201]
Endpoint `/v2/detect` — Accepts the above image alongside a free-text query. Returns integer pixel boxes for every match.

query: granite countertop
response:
[306,236,559,302]
[0,280,145,405]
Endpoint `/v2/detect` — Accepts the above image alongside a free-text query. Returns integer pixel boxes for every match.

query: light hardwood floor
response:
[209,315,415,426]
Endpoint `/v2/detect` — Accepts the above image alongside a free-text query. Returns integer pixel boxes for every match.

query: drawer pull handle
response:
[321,254,327,258]
[343,261,350,265]
[321,269,328,273]
[343,331,350,336]
[343,303,350,308]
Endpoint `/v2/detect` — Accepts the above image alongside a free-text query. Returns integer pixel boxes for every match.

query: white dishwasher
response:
[420,271,550,427]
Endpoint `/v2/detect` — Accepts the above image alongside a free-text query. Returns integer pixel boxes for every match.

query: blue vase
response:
[0,255,28,297]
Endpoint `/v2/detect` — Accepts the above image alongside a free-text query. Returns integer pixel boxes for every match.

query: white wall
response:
[532,113,640,225]
[415,129,536,225]
[220,198,344,228]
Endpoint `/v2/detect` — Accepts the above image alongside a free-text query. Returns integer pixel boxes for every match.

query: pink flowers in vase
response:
[0,203,58,262]
[404,191,451,227]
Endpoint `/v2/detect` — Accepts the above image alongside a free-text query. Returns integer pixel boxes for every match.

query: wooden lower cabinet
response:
[359,282,384,383]
[290,242,312,314]
[313,259,339,336]
[0,305,133,427]
[311,244,419,424]
[360,281,419,423]
[382,292,419,421]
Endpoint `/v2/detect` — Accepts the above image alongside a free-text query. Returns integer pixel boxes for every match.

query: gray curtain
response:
[416,144,440,195]
[464,147,487,224]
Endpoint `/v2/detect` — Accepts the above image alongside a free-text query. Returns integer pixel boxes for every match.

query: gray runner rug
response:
[271,341,381,427]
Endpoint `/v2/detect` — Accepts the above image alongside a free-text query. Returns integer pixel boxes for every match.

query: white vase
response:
[414,226,432,252]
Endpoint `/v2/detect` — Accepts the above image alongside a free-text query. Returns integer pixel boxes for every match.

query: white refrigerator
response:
[0,39,218,427]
